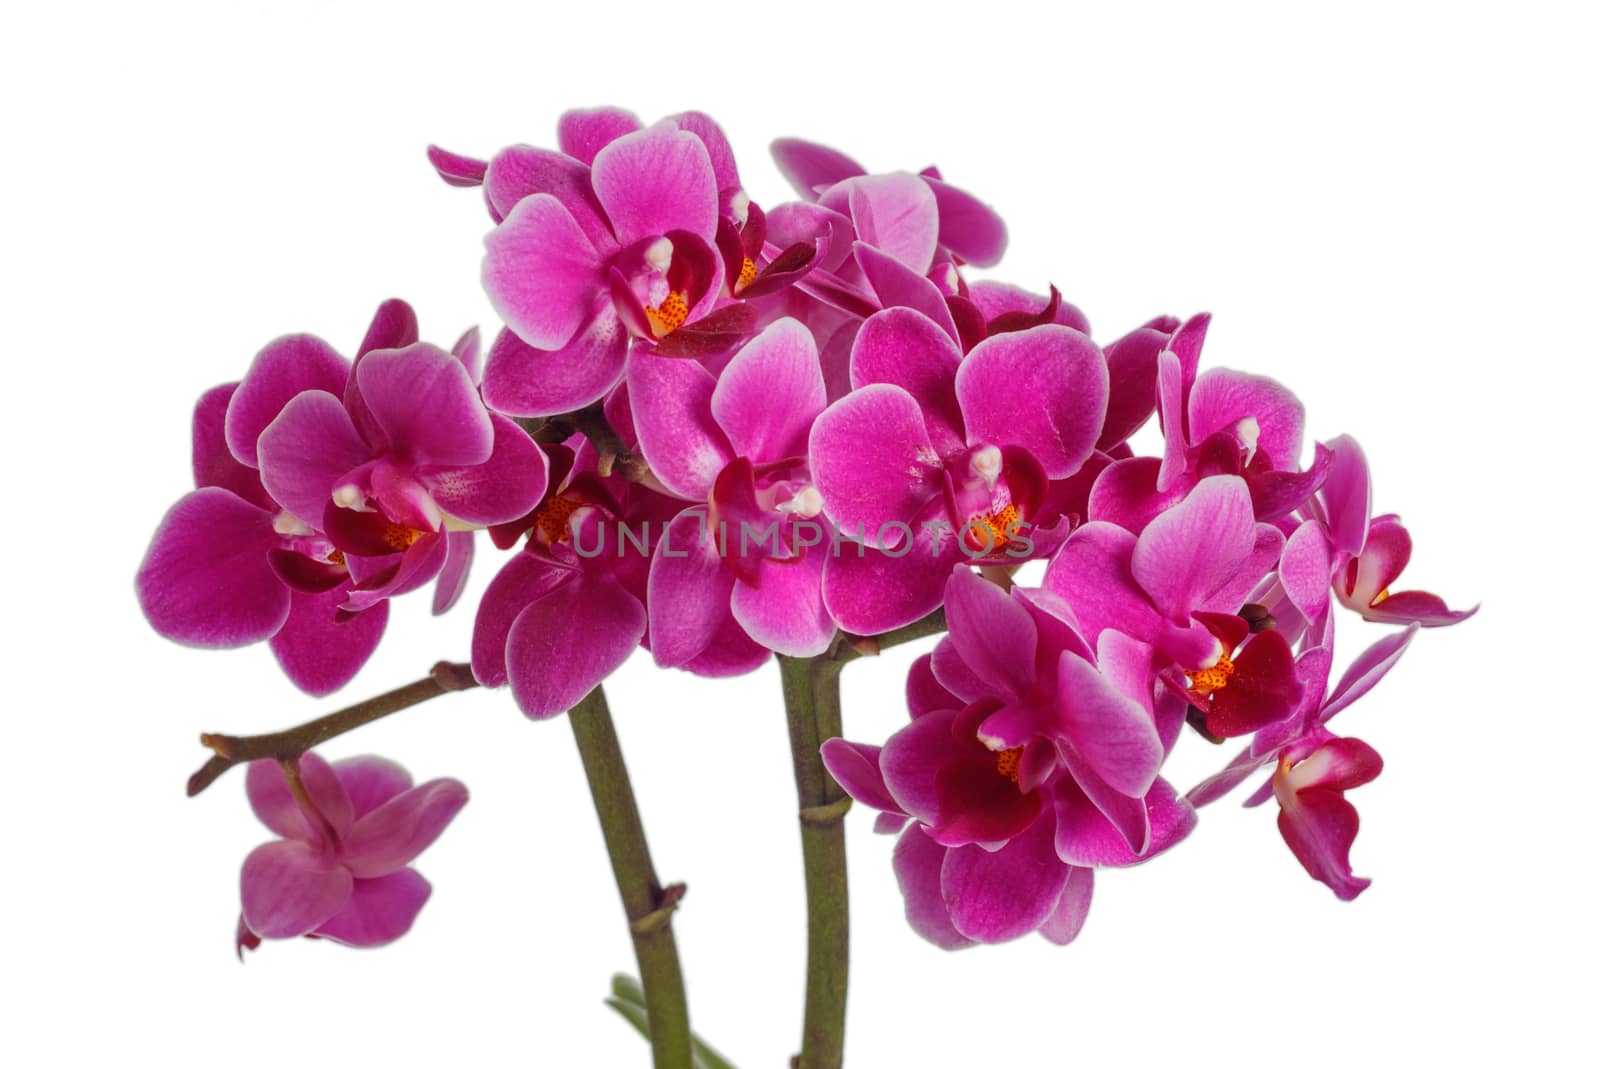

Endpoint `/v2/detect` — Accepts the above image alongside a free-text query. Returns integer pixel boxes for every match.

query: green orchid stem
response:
[779,609,949,1069]
[569,686,693,1069]
[779,654,850,1069]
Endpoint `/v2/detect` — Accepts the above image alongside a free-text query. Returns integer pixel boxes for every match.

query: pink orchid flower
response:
[256,337,547,616]
[809,309,1109,633]
[1089,313,1333,533]
[238,753,467,952]
[1278,435,1478,629]
[629,317,838,662]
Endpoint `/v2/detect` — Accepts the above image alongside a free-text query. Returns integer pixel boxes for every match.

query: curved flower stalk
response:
[138,105,1477,1068]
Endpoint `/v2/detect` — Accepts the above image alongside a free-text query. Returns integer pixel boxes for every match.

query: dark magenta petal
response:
[270,585,388,697]
[343,533,448,612]
[226,334,351,468]
[941,815,1070,944]
[1320,435,1372,556]
[1188,368,1305,476]
[928,756,1044,847]
[731,548,835,658]
[1088,456,1192,534]
[943,568,1038,699]
[670,111,741,191]
[192,383,272,508]
[137,488,289,648]
[426,145,488,188]
[968,281,1090,336]
[267,548,347,594]
[258,391,372,527]
[652,302,759,358]
[879,709,963,825]
[1204,629,1300,738]
[313,868,432,947]
[1250,442,1333,522]
[825,174,938,275]
[739,241,819,299]
[809,384,943,547]
[1132,475,1257,622]
[907,653,961,718]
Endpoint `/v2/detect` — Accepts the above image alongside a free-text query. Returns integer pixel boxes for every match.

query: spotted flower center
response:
[965,503,1020,553]
[384,523,424,552]
[1187,652,1235,695]
[645,291,689,337]
[994,746,1024,784]
[736,257,758,293]
[533,495,580,544]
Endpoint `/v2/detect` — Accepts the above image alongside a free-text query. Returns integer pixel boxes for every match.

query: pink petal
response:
[1053,776,1196,867]
[356,343,492,469]
[1038,867,1094,945]
[225,334,350,468]
[731,548,835,657]
[879,709,962,825]
[270,585,388,697]
[849,307,965,455]
[484,145,612,250]
[558,106,643,165]
[647,510,737,668]
[1188,369,1305,472]
[193,383,272,508]
[1087,456,1191,534]
[957,325,1108,479]
[482,193,602,352]
[892,827,971,949]
[1321,624,1419,721]
[1132,475,1256,622]
[907,652,961,718]
[341,778,469,879]
[1155,349,1188,492]
[506,574,646,719]
[1320,435,1372,556]
[1041,521,1159,647]
[1280,520,1334,624]
[943,568,1037,699]
[480,303,628,418]
[823,173,938,275]
[245,753,353,843]
[851,242,960,342]
[1098,323,1170,450]
[924,175,1007,268]
[711,317,826,462]
[239,840,354,939]
[770,137,866,199]
[136,489,289,648]
[628,354,734,500]
[941,815,1071,944]
[1056,652,1162,797]
[432,531,475,615]
[425,414,548,526]
[591,123,719,246]
[470,552,575,688]
[314,868,433,947]
[809,384,943,548]
[819,739,901,815]
[257,391,372,526]
[1276,784,1372,901]
[820,523,960,634]
[333,756,414,820]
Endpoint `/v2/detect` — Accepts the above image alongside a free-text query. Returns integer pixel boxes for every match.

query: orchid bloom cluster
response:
[138,104,1473,1053]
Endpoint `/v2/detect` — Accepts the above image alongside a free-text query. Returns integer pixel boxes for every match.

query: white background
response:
[4,2,1596,1065]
